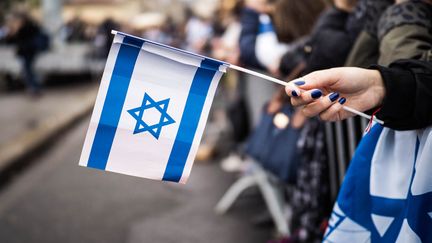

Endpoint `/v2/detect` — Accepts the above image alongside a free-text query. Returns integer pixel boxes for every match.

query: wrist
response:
[368,69,386,108]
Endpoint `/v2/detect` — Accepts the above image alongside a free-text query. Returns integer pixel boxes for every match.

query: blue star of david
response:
[325,126,432,242]
[127,93,175,139]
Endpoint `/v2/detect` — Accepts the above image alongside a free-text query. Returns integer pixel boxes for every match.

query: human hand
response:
[285,67,386,121]
[267,59,281,78]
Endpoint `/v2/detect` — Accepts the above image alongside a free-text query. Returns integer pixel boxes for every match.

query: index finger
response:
[295,68,343,91]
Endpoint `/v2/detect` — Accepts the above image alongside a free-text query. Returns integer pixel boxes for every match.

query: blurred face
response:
[333,0,358,12]
[7,16,24,32]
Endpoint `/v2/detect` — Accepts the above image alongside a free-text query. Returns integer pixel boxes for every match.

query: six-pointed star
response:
[127,93,175,139]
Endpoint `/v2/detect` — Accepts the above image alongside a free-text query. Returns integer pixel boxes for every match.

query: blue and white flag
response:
[79,31,227,183]
[323,125,432,242]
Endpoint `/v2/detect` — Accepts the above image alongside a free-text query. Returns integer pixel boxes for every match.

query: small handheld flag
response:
[80,30,383,183]
[79,31,227,183]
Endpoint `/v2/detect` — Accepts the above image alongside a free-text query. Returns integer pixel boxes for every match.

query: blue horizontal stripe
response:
[87,36,144,170]
[162,59,221,182]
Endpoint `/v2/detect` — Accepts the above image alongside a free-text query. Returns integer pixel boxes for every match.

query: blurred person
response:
[271,0,327,77]
[235,2,331,243]
[272,0,326,44]
[184,7,213,54]
[284,1,432,241]
[303,0,363,73]
[143,26,172,45]
[211,0,242,64]
[142,17,180,46]
[238,0,327,73]
[345,0,394,67]
[4,12,49,96]
[284,59,432,242]
[93,18,119,59]
[238,0,288,70]
[211,0,252,171]
[163,17,184,48]
[254,13,291,70]
[346,0,432,67]
[61,17,89,43]
[237,0,270,69]
[272,1,368,242]
[286,0,432,127]
[142,17,174,45]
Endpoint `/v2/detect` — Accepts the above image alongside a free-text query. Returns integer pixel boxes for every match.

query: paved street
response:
[0,82,97,146]
[0,118,270,243]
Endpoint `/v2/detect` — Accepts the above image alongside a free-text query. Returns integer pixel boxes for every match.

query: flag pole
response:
[109,30,383,125]
[229,64,384,125]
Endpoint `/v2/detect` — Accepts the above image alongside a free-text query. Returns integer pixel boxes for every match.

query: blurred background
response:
[0,0,281,242]
[0,0,417,242]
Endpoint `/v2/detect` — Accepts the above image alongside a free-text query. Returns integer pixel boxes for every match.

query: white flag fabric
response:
[79,31,227,183]
[323,124,432,242]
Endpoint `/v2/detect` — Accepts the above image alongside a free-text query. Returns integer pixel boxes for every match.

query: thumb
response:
[293,68,342,91]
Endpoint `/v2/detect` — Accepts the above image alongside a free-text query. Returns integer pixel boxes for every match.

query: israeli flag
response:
[79,31,227,183]
[323,125,432,242]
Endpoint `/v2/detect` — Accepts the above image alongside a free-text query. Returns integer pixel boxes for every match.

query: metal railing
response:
[325,116,368,200]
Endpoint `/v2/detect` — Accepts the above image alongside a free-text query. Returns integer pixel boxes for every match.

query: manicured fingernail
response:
[338,97,346,104]
[291,90,298,97]
[311,89,322,99]
[294,80,305,86]
[329,92,340,102]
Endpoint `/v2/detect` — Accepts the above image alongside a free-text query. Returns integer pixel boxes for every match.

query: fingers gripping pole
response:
[228,64,384,125]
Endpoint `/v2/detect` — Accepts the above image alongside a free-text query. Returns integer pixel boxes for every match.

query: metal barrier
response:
[325,116,368,200]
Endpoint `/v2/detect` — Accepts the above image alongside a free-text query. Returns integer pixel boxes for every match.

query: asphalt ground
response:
[0,117,270,243]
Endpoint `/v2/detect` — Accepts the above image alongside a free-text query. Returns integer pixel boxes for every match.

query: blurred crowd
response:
[1,0,431,242]
[203,0,431,242]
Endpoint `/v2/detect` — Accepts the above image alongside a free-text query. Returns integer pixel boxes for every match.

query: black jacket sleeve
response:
[238,8,265,70]
[371,59,432,130]
[303,7,354,74]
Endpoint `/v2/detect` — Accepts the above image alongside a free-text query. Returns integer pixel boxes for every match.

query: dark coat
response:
[346,0,432,67]
[302,7,364,74]
[7,20,42,59]
[238,7,265,70]
[279,5,365,76]
[372,59,432,130]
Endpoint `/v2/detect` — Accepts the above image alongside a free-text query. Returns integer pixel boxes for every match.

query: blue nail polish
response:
[339,97,346,104]
[329,92,340,102]
[291,90,298,97]
[294,80,305,86]
[311,90,322,99]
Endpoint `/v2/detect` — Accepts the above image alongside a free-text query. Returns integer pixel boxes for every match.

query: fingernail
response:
[294,80,305,86]
[329,92,340,102]
[291,90,298,97]
[311,89,322,99]
[338,97,346,104]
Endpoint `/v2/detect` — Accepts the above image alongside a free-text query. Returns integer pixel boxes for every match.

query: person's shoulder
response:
[378,0,432,40]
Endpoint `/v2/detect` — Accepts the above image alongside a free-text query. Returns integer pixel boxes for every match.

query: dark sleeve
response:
[238,8,264,70]
[311,7,349,32]
[279,37,308,76]
[303,7,352,73]
[370,59,432,130]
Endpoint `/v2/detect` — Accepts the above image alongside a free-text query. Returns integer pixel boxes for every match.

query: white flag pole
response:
[109,31,383,125]
[229,64,384,125]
